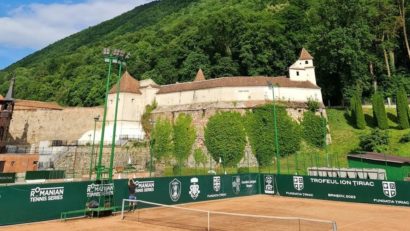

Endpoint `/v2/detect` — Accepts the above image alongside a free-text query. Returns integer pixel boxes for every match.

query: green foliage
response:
[396,87,410,129]
[359,128,389,152]
[244,104,301,166]
[399,132,410,143]
[237,167,250,174]
[350,91,366,129]
[151,118,173,162]
[141,100,157,136]
[205,111,246,167]
[173,114,196,165]
[371,92,388,129]
[307,98,320,112]
[193,148,206,168]
[301,111,326,148]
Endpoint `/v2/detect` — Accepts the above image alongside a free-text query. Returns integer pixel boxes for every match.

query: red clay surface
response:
[2,195,409,231]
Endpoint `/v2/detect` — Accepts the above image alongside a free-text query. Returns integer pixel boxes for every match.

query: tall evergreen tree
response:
[396,87,410,129]
[350,91,366,129]
[372,92,388,129]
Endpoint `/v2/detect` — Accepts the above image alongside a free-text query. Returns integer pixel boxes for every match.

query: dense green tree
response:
[372,92,388,129]
[301,112,326,148]
[151,118,174,162]
[205,111,246,167]
[350,91,366,129]
[173,114,196,166]
[396,87,410,129]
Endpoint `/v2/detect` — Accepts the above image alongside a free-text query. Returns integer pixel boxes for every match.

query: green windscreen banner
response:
[0,174,260,226]
[273,174,410,207]
[0,173,15,183]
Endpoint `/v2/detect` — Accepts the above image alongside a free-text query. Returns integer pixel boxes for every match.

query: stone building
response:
[79,48,325,144]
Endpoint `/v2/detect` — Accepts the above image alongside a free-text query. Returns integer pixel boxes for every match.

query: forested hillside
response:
[1,0,410,106]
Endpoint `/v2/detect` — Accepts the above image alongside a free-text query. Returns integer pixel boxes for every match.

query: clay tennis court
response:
[2,195,409,231]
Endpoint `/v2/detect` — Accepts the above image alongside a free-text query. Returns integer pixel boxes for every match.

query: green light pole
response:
[149,119,155,177]
[270,82,281,174]
[89,115,100,179]
[321,109,329,167]
[108,49,129,181]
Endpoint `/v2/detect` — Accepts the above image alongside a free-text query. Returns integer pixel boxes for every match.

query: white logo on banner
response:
[382,181,397,198]
[232,176,241,194]
[169,179,181,202]
[213,176,221,192]
[189,177,200,200]
[30,187,64,202]
[293,176,304,191]
[86,183,114,197]
[264,175,274,194]
[135,181,155,193]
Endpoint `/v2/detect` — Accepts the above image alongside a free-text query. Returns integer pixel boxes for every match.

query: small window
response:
[33,161,38,165]
[11,161,15,166]
[305,60,309,64]
[296,71,299,76]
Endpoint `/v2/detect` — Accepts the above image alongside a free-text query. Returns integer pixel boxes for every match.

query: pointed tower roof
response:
[299,48,313,60]
[110,71,142,94]
[5,77,15,101]
[194,69,206,82]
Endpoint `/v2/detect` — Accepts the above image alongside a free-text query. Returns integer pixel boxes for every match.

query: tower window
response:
[296,71,299,76]
[305,61,309,64]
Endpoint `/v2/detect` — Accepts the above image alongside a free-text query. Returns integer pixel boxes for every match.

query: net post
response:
[332,221,338,231]
[298,218,301,231]
[207,211,210,231]
[121,199,125,220]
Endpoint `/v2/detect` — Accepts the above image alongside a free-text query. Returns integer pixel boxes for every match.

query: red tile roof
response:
[14,100,63,110]
[110,71,142,94]
[299,48,313,60]
[348,152,410,164]
[194,69,206,82]
[0,95,3,100]
[157,76,319,94]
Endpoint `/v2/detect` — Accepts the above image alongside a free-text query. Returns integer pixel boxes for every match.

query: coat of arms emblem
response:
[169,178,181,202]
[232,176,241,194]
[213,176,221,192]
[382,181,396,198]
[189,177,200,200]
[293,176,304,191]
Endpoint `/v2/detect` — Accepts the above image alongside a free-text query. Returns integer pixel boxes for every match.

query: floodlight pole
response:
[108,57,125,181]
[321,109,329,167]
[96,52,113,181]
[89,115,99,179]
[270,83,281,175]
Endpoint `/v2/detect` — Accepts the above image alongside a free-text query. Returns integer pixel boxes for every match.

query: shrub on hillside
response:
[301,111,326,148]
[399,132,410,143]
[372,92,388,129]
[151,118,173,162]
[396,87,410,129]
[359,128,389,152]
[307,97,320,112]
[205,111,246,167]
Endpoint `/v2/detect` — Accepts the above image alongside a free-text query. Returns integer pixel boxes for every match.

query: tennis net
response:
[121,199,337,231]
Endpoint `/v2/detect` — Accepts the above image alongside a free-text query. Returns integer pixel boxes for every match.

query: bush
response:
[193,148,206,168]
[244,104,301,167]
[237,167,250,174]
[371,92,388,129]
[307,97,320,112]
[396,87,410,129]
[205,111,246,167]
[359,128,389,152]
[173,113,196,166]
[350,91,366,129]
[301,111,326,148]
[399,132,410,143]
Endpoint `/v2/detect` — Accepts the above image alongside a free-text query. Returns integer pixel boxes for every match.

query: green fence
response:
[0,173,260,226]
[25,170,66,180]
[0,173,15,184]
[262,174,410,207]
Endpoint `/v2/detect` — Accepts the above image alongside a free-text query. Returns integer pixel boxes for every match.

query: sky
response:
[0,0,153,69]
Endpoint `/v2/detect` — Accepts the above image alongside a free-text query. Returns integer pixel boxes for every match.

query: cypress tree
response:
[372,92,388,129]
[351,91,366,129]
[396,87,410,129]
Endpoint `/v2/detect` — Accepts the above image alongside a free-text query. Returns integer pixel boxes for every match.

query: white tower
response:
[289,48,317,85]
